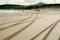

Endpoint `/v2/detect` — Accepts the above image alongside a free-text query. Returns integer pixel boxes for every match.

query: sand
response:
[0,8,60,40]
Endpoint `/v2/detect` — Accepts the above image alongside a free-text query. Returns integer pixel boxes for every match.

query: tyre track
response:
[0,14,33,25]
[58,36,60,40]
[0,13,52,25]
[0,18,28,25]
[0,13,34,31]
[42,19,60,40]
[31,19,60,40]
[4,14,38,40]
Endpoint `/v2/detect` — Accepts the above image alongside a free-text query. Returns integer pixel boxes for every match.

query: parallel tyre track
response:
[0,14,33,25]
[4,14,38,40]
[58,36,60,40]
[42,19,60,40]
[0,13,60,40]
[31,19,60,40]
[0,13,34,31]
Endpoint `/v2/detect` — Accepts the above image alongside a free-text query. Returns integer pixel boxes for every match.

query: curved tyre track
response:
[42,19,60,40]
[4,14,38,40]
[0,14,34,25]
[58,36,60,40]
[31,19,60,40]
[0,18,28,25]
[0,13,34,31]
[0,13,60,40]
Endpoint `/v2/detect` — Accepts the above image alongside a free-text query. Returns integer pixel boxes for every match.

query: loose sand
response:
[0,8,60,40]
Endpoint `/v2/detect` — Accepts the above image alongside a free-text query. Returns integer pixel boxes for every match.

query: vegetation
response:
[0,3,60,10]
[26,4,60,9]
[0,4,27,9]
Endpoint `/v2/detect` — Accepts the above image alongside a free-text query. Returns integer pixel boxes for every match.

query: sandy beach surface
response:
[0,8,60,40]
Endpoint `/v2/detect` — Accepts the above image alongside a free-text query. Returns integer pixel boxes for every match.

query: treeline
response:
[0,4,60,10]
[26,4,60,9]
[0,4,27,9]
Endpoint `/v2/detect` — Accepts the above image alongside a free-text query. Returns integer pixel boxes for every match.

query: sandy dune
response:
[0,8,60,40]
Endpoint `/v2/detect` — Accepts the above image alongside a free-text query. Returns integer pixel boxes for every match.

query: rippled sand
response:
[0,8,60,40]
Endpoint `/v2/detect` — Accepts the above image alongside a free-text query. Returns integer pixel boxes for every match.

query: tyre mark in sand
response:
[31,19,60,40]
[0,13,34,31]
[4,14,38,40]
[58,36,60,40]
[42,19,60,40]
